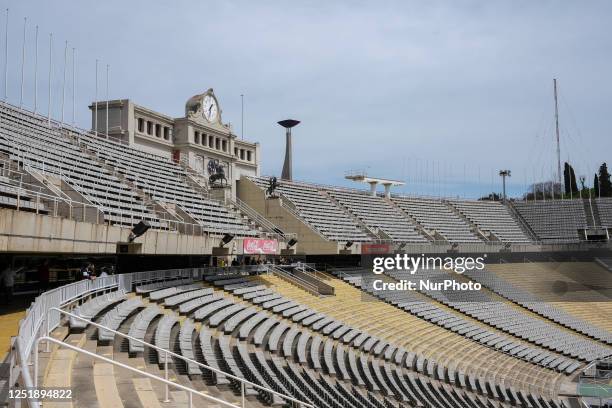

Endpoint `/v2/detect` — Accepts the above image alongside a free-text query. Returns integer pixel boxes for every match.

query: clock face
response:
[202,95,218,122]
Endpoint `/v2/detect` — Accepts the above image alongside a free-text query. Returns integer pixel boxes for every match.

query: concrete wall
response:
[237,177,340,255]
[0,209,253,255]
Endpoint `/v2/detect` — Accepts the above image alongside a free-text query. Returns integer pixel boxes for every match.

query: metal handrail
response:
[270,266,320,295]
[10,337,41,408]
[34,336,239,408]
[277,195,328,240]
[230,196,296,240]
[43,307,313,408]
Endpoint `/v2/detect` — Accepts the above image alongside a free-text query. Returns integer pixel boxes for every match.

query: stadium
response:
[1,2,612,408]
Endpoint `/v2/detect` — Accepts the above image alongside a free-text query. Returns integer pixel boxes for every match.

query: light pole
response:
[499,170,511,202]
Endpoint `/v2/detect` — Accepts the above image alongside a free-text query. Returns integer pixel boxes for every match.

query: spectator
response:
[88,263,96,277]
[1,264,24,304]
[80,264,92,280]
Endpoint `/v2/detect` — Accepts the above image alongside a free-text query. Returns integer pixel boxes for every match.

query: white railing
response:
[35,308,312,408]
[36,336,239,408]
[230,197,296,241]
[7,268,313,408]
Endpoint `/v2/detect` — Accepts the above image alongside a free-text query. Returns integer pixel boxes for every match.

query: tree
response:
[563,163,570,195]
[599,162,612,197]
[563,162,578,196]
[479,193,500,201]
[594,174,600,198]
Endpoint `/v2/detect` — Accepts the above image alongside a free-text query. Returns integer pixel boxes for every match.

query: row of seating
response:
[326,189,427,243]
[148,283,201,301]
[98,297,144,341]
[76,129,257,236]
[448,200,531,243]
[395,268,611,362]
[209,275,564,407]
[135,278,194,294]
[513,201,587,243]
[339,271,581,374]
[249,175,540,245]
[128,305,163,353]
[596,198,612,227]
[249,176,371,242]
[62,273,572,408]
[218,274,572,406]
[0,103,164,228]
[392,197,481,243]
[463,268,612,344]
[0,179,48,213]
[69,290,126,329]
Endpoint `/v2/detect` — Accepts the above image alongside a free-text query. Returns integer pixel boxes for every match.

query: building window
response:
[240,149,245,160]
[215,138,220,150]
[146,121,152,135]
[247,151,252,162]
[137,118,144,133]
[155,124,161,137]
[163,127,170,140]
[222,140,227,152]
[194,131,200,144]
[234,147,238,156]
[208,135,214,148]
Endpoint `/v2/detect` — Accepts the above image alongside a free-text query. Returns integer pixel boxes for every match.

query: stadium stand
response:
[248,176,371,242]
[74,130,258,236]
[448,199,532,243]
[512,200,587,243]
[595,197,612,228]
[485,262,612,335]
[392,196,482,243]
[2,89,612,408]
[0,101,268,238]
[384,267,611,362]
[325,189,428,242]
[10,264,612,407]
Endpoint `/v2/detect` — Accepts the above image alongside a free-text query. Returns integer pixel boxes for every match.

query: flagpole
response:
[61,40,67,124]
[72,47,75,125]
[4,9,9,101]
[47,33,52,126]
[94,59,98,136]
[105,64,109,136]
[19,17,26,108]
[33,25,38,112]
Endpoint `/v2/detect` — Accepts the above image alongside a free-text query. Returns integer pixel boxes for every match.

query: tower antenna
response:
[553,78,562,192]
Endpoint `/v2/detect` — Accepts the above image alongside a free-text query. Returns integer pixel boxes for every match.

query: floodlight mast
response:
[278,119,300,181]
[499,170,511,202]
[553,78,562,189]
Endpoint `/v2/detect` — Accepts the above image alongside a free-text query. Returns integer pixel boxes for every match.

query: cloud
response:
[5,0,612,197]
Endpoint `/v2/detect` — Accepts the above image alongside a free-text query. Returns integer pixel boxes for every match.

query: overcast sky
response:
[4,1,612,198]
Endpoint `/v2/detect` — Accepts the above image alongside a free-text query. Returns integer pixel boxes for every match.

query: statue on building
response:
[208,159,228,187]
[266,176,279,198]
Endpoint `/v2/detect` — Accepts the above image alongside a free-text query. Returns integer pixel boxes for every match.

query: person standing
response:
[1,264,23,304]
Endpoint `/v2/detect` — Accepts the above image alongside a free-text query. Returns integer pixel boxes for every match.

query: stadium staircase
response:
[444,201,492,242]
[66,128,285,239]
[71,135,181,227]
[583,198,602,228]
[321,191,382,240]
[384,198,439,242]
[503,201,540,243]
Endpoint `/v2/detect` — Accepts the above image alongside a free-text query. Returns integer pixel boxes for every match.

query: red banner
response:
[243,238,279,254]
[361,243,391,254]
